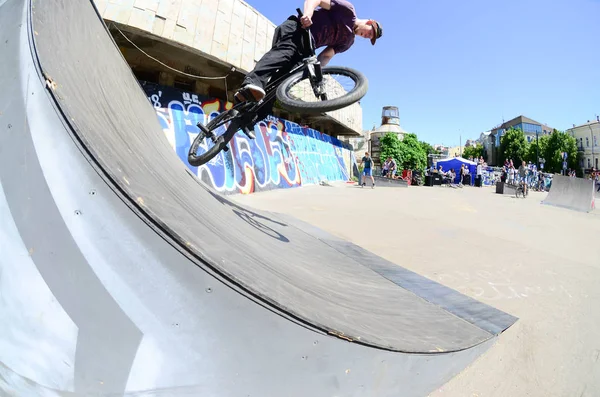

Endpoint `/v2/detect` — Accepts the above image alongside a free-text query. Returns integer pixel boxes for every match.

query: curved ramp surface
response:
[543,174,596,212]
[0,0,516,395]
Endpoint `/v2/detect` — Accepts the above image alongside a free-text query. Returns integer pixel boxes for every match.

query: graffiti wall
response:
[141,82,354,194]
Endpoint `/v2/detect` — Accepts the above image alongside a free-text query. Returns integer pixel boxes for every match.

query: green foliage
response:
[419,141,439,156]
[380,133,427,171]
[526,135,548,165]
[499,128,529,164]
[400,134,428,170]
[542,129,579,174]
[380,133,404,168]
[463,143,484,160]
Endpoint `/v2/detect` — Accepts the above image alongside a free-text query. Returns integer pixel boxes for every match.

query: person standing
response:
[476,160,483,187]
[388,156,397,179]
[359,152,375,188]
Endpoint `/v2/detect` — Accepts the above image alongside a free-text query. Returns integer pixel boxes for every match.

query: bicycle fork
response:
[304,57,327,100]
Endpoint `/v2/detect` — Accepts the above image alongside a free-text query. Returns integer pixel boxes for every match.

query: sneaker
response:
[234,84,265,103]
[372,184,375,189]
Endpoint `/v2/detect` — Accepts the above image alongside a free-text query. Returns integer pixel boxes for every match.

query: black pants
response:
[243,17,305,90]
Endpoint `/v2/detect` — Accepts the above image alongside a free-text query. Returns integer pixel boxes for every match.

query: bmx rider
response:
[234,0,382,104]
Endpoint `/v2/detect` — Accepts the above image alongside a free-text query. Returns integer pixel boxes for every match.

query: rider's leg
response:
[236,18,303,103]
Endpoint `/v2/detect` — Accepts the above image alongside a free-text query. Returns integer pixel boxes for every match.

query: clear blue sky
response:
[246,0,599,146]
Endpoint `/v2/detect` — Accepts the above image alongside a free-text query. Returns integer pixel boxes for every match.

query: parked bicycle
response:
[188,9,368,166]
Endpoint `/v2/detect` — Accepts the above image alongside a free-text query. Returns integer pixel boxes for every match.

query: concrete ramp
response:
[543,174,596,212]
[0,0,516,395]
[374,175,409,187]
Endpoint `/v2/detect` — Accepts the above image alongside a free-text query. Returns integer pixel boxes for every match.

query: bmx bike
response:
[515,180,528,198]
[188,9,368,166]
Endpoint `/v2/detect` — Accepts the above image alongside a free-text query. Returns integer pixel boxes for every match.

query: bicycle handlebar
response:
[295,8,315,56]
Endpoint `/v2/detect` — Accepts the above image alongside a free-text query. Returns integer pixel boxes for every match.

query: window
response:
[588,158,591,168]
[522,123,542,133]
[586,137,590,147]
[595,135,598,147]
[133,69,160,84]
[174,79,194,92]
[597,158,599,169]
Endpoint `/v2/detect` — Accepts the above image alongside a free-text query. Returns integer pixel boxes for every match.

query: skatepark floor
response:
[232,183,600,397]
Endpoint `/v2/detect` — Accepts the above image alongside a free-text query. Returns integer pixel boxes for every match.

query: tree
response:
[419,141,439,156]
[541,129,579,174]
[526,135,548,166]
[463,143,484,160]
[381,133,427,171]
[399,133,427,170]
[499,128,529,165]
[380,133,404,168]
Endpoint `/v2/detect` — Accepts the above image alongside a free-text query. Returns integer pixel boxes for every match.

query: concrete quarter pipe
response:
[543,174,596,212]
[0,0,517,395]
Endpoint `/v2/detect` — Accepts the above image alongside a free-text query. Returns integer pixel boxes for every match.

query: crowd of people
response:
[500,159,550,192]
[358,153,600,193]
[430,156,487,187]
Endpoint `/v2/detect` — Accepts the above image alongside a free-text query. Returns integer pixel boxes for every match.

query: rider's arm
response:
[304,0,331,18]
[317,46,335,67]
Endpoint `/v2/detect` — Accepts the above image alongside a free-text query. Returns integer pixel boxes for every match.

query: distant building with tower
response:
[367,106,408,165]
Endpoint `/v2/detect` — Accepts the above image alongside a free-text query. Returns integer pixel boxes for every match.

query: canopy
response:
[436,157,478,185]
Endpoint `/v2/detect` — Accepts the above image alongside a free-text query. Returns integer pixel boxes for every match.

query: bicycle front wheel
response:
[188,110,240,167]
[276,66,368,114]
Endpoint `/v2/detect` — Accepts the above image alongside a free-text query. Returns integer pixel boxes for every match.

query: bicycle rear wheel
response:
[188,109,239,167]
[276,66,367,114]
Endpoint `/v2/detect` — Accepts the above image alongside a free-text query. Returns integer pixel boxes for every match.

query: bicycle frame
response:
[213,10,324,134]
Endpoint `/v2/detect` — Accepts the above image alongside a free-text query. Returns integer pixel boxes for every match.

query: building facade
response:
[92,0,362,136]
[488,115,553,165]
[567,118,600,173]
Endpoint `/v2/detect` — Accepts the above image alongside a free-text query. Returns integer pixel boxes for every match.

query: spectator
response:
[509,163,516,185]
[381,157,390,177]
[388,157,397,179]
[464,164,470,181]
[476,160,483,187]
[459,164,465,186]
[450,168,456,184]
[360,152,375,188]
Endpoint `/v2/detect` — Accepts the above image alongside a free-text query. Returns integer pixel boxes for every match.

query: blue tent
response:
[436,157,478,185]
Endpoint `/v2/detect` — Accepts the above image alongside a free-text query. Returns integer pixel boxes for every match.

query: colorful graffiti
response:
[142,82,354,194]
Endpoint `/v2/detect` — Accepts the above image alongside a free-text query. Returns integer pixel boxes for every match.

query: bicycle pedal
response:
[196,122,210,135]
[223,146,229,152]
